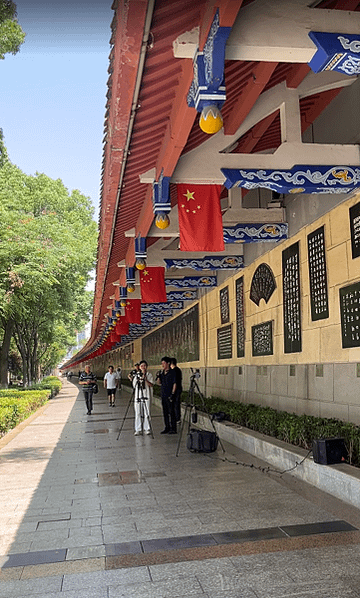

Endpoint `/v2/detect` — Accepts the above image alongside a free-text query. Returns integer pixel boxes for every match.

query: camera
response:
[155,370,161,380]
[134,371,145,386]
[190,367,201,379]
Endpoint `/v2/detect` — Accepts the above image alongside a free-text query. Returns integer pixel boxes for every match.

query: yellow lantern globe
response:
[155,212,170,229]
[136,258,146,270]
[199,104,223,134]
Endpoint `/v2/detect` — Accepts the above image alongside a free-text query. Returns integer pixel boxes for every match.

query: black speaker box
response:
[312,438,347,465]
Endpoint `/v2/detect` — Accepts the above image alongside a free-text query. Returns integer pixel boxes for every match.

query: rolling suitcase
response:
[187,428,218,453]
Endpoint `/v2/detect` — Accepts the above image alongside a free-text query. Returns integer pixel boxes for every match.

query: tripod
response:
[116,375,154,440]
[176,369,225,456]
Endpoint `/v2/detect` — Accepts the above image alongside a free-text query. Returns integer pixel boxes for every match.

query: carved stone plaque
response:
[307,226,329,321]
[282,241,302,353]
[340,281,360,348]
[250,263,276,306]
[350,202,360,259]
[235,276,245,358]
[252,320,273,356]
[217,325,232,359]
[220,286,230,324]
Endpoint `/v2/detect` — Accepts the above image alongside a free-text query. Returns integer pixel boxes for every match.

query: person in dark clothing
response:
[79,364,97,415]
[170,357,182,423]
[156,356,176,434]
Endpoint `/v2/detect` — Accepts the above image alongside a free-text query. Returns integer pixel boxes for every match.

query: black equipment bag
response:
[187,428,218,453]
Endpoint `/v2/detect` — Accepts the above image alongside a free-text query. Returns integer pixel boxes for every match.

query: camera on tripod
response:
[134,371,145,387]
[190,367,200,380]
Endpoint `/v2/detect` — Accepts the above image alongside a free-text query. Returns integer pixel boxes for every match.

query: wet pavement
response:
[1,378,360,597]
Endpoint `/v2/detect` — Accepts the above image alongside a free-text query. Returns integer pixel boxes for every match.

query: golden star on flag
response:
[183,189,195,201]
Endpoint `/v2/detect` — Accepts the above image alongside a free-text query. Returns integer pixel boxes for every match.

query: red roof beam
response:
[224,62,278,135]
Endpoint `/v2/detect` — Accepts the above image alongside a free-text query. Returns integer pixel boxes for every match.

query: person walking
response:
[79,364,97,415]
[133,360,153,435]
[104,365,118,407]
[156,356,176,434]
[170,357,182,424]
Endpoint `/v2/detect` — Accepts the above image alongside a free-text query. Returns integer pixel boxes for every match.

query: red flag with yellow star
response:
[177,184,224,252]
[139,267,167,303]
[115,318,129,336]
[124,299,141,324]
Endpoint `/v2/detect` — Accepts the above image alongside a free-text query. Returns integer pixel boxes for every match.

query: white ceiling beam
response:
[172,141,360,184]
[173,0,360,63]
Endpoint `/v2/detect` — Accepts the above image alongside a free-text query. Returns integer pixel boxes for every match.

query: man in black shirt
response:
[156,356,176,434]
[170,357,182,424]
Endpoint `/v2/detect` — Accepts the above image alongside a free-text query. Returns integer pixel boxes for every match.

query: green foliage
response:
[0,159,98,383]
[0,1,25,59]
[190,395,360,468]
[0,129,8,167]
[28,376,62,395]
[0,388,49,437]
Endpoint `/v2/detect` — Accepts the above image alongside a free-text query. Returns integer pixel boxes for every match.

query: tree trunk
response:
[14,323,30,387]
[0,318,14,388]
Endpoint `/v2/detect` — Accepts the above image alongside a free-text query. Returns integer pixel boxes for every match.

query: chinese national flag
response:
[124,299,141,324]
[177,184,224,252]
[116,318,129,336]
[140,267,167,303]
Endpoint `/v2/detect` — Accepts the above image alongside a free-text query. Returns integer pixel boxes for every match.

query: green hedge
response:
[0,389,50,438]
[189,394,360,467]
[26,376,62,395]
[0,376,62,437]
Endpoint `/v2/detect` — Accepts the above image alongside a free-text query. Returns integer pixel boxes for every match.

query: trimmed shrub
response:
[0,388,53,437]
[189,394,360,468]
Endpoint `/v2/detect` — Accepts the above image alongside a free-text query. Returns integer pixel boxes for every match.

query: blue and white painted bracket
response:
[222,165,360,194]
[165,276,217,288]
[152,172,171,215]
[187,9,231,113]
[224,223,288,243]
[309,32,360,75]
[164,255,244,270]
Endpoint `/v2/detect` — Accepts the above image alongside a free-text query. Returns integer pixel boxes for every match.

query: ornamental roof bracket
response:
[186,9,232,135]
[172,73,360,185]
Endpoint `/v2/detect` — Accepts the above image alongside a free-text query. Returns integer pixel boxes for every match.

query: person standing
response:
[156,356,176,434]
[79,364,97,415]
[104,365,118,407]
[116,366,122,390]
[133,360,153,435]
[128,362,140,382]
[170,357,182,424]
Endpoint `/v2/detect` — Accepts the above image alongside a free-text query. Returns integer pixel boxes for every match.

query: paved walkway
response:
[1,378,360,597]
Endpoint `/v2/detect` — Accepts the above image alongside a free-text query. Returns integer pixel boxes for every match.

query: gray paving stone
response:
[0,575,62,597]
[62,566,150,591]
[66,544,106,560]
[107,577,204,598]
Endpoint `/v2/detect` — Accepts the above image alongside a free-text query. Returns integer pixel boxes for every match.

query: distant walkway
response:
[1,378,360,597]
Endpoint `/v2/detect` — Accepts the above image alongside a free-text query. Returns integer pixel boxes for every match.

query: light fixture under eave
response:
[155,212,170,229]
[135,257,146,270]
[127,283,135,293]
[199,104,223,134]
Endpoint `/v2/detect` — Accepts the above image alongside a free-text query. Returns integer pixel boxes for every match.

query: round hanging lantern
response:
[155,212,170,229]
[199,104,223,134]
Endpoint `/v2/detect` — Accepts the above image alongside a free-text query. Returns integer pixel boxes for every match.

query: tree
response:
[0,160,98,386]
[0,1,25,59]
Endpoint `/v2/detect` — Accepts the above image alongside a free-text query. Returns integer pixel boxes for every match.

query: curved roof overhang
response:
[65,0,360,368]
